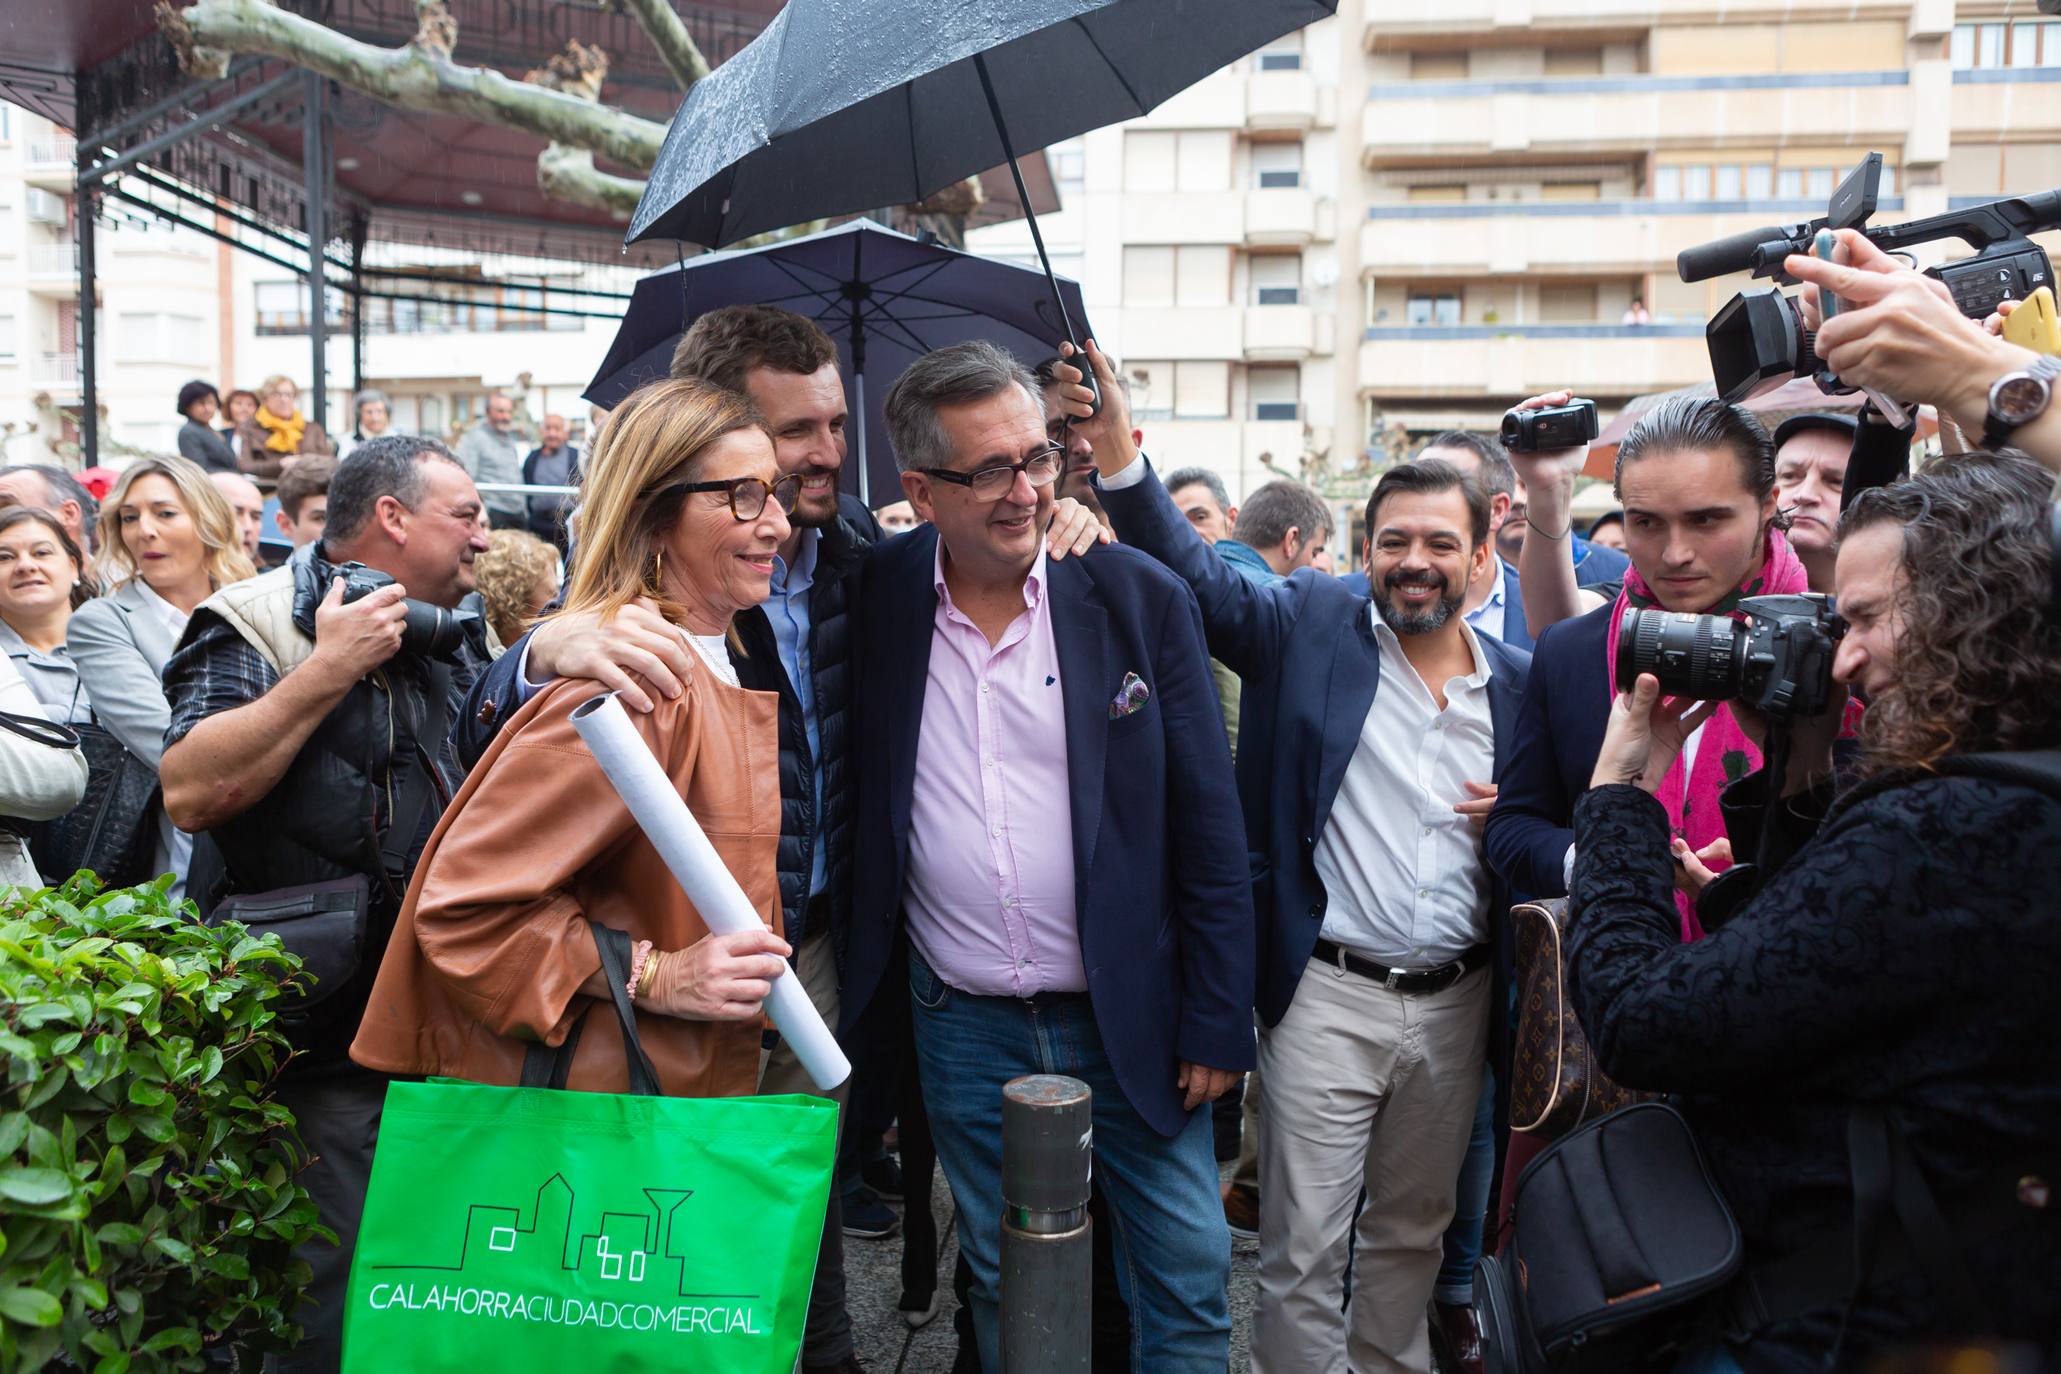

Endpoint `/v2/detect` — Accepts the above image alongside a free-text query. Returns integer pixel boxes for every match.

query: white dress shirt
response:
[1465,562,1509,643]
[1313,611,1498,967]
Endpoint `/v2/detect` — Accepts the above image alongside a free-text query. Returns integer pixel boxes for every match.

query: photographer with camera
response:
[1783,229,2061,474]
[1486,395,1803,921]
[1564,452,2061,1370]
[158,435,494,1373]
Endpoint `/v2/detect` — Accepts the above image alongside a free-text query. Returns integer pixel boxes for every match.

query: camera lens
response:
[400,602,463,658]
[1616,608,1748,699]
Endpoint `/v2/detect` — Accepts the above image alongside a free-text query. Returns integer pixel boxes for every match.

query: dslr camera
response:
[1679,153,2061,405]
[1615,593,1843,722]
[333,562,464,658]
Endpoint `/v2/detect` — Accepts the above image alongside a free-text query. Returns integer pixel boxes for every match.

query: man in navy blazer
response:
[844,342,1253,1374]
[1059,344,1529,1374]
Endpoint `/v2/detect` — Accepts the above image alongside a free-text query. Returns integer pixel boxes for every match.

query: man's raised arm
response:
[1049,341,1302,677]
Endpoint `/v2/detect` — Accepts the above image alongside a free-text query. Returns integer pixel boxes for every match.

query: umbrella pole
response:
[854,370,870,507]
[972,53,1099,416]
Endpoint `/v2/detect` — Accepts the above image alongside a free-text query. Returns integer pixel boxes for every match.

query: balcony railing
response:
[26,243,77,277]
[26,137,75,169]
[31,353,81,386]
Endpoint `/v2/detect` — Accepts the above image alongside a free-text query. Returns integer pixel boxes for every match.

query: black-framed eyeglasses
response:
[916,444,1065,502]
[675,473,803,521]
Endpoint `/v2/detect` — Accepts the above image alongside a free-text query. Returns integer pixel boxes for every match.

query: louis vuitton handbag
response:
[1509,898,1656,1140]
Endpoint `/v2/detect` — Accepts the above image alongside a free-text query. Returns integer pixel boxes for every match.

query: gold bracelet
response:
[638,949,666,999]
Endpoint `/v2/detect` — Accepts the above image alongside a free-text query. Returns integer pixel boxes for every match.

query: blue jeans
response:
[909,949,1232,1374]
[1435,1072,1498,1304]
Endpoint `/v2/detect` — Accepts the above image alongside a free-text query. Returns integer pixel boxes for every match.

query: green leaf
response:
[0,1112,27,1157]
[149,1235,193,1264]
[198,1045,223,1084]
[204,1251,249,1281]
[93,1353,132,1374]
[0,1167,72,1204]
[0,1285,62,1326]
[124,1080,168,1109]
[130,1113,176,1145]
[94,1222,144,1247]
[140,1325,201,1354]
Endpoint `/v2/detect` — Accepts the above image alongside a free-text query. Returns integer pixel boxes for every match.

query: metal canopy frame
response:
[42,4,723,460]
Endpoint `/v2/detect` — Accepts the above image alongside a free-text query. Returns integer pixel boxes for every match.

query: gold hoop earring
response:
[652,546,665,591]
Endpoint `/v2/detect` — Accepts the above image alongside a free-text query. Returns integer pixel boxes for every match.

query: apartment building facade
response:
[975,0,2061,558]
[0,104,236,463]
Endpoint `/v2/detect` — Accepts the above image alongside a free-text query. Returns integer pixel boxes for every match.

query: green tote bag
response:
[341,921,837,1372]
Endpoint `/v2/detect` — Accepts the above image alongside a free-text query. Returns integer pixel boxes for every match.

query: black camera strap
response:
[374,659,453,901]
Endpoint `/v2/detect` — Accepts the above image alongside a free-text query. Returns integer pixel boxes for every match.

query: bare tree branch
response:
[612,0,711,89]
[536,142,645,215]
[156,0,667,170]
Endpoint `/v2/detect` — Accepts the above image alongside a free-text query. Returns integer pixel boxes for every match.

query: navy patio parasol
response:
[586,219,1092,504]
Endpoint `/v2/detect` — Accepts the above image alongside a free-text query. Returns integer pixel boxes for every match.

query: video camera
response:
[1615,593,1843,723]
[1679,153,2061,405]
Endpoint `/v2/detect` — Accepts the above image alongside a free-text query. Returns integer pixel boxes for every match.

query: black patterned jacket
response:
[1568,772,2061,1370]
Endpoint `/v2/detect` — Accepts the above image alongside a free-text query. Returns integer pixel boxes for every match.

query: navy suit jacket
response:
[844,527,1256,1139]
[1481,603,1614,900]
[1097,464,1530,1075]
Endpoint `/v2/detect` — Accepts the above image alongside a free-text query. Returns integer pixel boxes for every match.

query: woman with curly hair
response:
[471,526,560,651]
[1570,451,2061,1370]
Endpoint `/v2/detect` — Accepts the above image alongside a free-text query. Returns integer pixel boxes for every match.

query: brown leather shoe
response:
[1429,1299,1485,1374]
[1220,1180,1259,1242]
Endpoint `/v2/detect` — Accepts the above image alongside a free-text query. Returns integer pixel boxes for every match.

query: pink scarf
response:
[1603,528,1809,942]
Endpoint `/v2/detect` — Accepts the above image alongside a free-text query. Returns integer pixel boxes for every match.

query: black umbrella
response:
[628,0,1335,383]
[584,218,1093,503]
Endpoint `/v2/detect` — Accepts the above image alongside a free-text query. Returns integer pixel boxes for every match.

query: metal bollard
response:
[999,1074,1092,1374]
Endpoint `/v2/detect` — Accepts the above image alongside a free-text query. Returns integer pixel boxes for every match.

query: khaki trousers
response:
[1251,958,1490,1374]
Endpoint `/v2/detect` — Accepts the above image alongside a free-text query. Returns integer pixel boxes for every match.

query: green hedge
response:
[0,874,325,1372]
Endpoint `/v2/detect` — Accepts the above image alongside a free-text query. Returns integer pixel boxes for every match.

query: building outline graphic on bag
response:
[369,1170,758,1303]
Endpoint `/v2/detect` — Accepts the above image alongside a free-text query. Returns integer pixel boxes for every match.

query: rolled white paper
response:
[568,691,852,1091]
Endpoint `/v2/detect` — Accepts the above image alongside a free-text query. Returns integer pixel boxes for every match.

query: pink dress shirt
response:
[902,544,1085,997]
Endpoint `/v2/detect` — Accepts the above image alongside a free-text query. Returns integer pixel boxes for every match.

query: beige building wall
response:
[968,20,1347,509]
[1351,0,2061,450]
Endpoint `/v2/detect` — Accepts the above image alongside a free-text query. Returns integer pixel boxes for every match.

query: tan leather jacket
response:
[351,667,782,1098]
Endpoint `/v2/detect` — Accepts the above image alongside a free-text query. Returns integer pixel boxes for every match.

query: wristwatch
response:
[1980,352,2061,449]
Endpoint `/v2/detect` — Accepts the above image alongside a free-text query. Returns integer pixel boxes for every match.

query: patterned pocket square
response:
[1109,672,1151,720]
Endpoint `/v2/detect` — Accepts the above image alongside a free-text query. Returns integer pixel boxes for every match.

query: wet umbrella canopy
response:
[628,0,1337,250]
[585,219,1093,502]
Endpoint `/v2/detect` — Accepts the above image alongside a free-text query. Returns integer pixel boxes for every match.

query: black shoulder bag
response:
[211,661,454,1054]
[25,714,157,888]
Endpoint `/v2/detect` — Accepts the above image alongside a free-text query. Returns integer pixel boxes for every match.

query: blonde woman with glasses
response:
[68,456,255,893]
[355,376,798,1098]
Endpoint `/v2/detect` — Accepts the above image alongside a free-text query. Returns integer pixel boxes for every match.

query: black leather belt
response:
[1311,939,1488,995]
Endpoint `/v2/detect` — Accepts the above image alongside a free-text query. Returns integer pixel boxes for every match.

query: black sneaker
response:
[841,1183,900,1239]
[861,1152,905,1201]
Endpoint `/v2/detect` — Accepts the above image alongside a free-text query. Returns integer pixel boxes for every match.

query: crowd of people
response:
[0,224,2055,1374]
